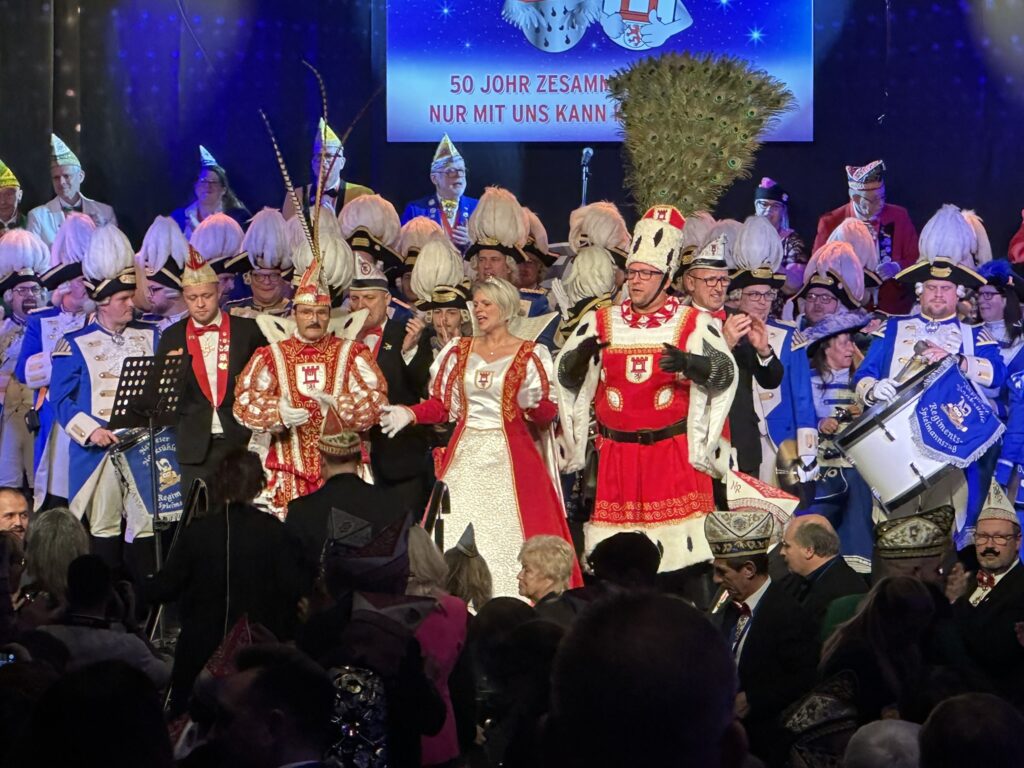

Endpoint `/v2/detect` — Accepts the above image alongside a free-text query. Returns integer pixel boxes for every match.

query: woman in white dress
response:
[381,277,580,597]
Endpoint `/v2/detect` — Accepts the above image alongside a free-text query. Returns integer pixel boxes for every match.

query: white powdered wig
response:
[290,213,354,291]
[338,194,401,247]
[918,204,976,267]
[83,224,134,282]
[468,186,527,246]
[137,216,188,274]
[239,208,289,270]
[827,218,879,272]
[807,241,865,305]
[961,209,992,266]
[411,233,464,301]
[680,210,716,252]
[398,216,444,260]
[50,212,96,268]
[564,245,616,303]
[0,229,50,277]
[733,215,783,272]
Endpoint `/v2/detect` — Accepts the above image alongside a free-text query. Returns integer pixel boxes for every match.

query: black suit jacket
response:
[367,318,434,484]
[156,314,268,464]
[953,562,1024,704]
[783,557,868,637]
[286,473,413,578]
[725,308,784,474]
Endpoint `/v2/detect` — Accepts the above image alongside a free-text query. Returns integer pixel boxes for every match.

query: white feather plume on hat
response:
[805,241,865,306]
[290,213,353,291]
[50,212,95,267]
[568,202,629,255]
[826,218,878,273]
[411,233,464,302]
[0,229,49,277]
[398,216,443,260]
[83,224,134,282]
[918,204,976,267]
[137,216,188,275]
[467,187,526,247]
[961,210,992,266]
[338,194,401,247]
[680,211,716,252]
[522,208,549,252]
[238,208,289,271]
[732,215,783,272]
[564,245,616,304]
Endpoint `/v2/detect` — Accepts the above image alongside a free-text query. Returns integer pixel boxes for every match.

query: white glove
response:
[550,278,572,321]
[795,454,819,483]
[517,387,542,411]
[308,390,335,408]
[279,398,310,428]
[870,378,898,403]
[380,404,414,438]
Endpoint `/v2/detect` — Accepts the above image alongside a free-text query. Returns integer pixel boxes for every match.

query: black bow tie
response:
[321,188,339,199]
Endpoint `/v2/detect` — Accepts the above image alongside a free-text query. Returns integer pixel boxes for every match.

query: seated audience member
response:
[919,693,1024,768]
[517,535,578,626]
[443,523,493,613]
[842,720,920,768]
[0,659,61,766]
[586,531,661,592]
[544,592,746,768]
[0,487,29,543]
[207,644,335,768]
[407,525,471,768]
[19,507,88,614]
[38,555,170,687]
[146,450,305,715]
[16,660,173,768]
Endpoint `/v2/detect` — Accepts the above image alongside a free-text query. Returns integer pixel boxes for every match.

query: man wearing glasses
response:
[557,205,736,572]
[401,134,478,253]
[953,484,1024,706]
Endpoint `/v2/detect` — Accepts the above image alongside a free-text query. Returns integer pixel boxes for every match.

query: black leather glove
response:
[659,343,691,374]
[558,337,610,389]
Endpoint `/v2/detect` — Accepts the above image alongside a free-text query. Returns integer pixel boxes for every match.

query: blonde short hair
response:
[519,535,575,590]
[472,277,521,323]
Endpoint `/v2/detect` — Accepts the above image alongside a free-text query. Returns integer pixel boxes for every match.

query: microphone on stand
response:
[581,146,594,167]
[580,147,594,206]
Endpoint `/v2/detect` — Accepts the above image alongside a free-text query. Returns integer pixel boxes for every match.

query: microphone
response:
[581,147,594,167]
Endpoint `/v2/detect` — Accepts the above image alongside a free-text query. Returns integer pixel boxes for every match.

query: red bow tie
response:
[195,324,219,335]
[977,570,996,589]
[358,325,382,341]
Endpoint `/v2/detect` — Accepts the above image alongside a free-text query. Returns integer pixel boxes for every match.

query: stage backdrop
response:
[386,0,814,142]
[2,1,1024,260]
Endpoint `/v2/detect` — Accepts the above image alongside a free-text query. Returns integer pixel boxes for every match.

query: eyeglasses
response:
[441,168,466,177]
[626,268,663,282]
[251,272,282,284]
[12,286,42,297]
[977,291,1003,301]
[805,293,838,305]
[196,179,223,188]
[742,290,776,302]
[975,532,1020,545]
[692,275,731,288]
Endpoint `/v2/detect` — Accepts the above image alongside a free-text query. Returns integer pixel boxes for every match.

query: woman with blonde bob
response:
[381,277,581,597]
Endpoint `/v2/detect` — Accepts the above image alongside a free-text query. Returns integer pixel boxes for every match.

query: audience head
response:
[545,592,744,768]
[586,532,661,590]
[872,506,954,587]
[781,515,841,577]
[0,488,29,542]
[975,488,1022,575]
[66,554,113,613]
[706,510,774,602]
[214,449,266,506]
[406,524,449,598]
[920,693,1024,768]
[211,644,335,768]
[444,523,493,612]
[843,719,921,768]
[24,508,88,603]
[323,513,411,597]
[517,535,575,602]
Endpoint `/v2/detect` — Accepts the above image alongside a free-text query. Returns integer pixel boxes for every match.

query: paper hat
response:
[846,160,885,191]
[898,204,985,288]
[681,232,730,273]
[0,158,19,189]
[240,208,291,273]
[827,217,880,287]
[978,481,1019,526]
[465,186,527,264]
[704,509,775,558]
[313,117,343,155]
[725,469,799,535]
[198,145,219,168]
[82,224,136,301]
[792,309,872,351]
[0,229,49,293]
[322,513,412,594]
[730,215,785,291]
[293,255,332,307]
[754,177,789,204]
[137,216,187,291]
[319,405,362,458]
[796,241,865,309]
[874,506,954,559]
[410,232,464,302]
[521,208,555,267]
[42,212,94,289]
[625,204,686,276]
[350,258,390,292]
[181,245,218,287]
[431,133,464,172]
[455,523,478,557]
[50,134,81,169]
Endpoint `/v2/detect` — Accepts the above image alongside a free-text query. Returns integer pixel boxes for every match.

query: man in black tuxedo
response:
[706,509,818,766]
[286,407,412,584]
[347,268,434,512]
[952,488,1024,706]
[780,514,867,638]
[156,247,267,498]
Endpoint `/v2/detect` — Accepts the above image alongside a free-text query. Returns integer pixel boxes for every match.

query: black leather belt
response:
[598,419,687,445]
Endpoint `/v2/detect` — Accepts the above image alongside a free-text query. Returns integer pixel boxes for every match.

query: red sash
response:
[186,314,232,407]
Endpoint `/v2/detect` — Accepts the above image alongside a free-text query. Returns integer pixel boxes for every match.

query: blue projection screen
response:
[386,0,813,143]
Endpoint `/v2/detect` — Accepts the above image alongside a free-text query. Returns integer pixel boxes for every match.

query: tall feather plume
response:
[259,108,315,261]
[733,215,782,272]
[137,215,188,274]
[302,59,334,259]
[338,195,402,246]
[410,233,464,301]
[241,209,291,270]
[467,187,527,247]
[523,208,550,253]
[289,214,353,290]
[339,84,385,147]
[399,216,444,261]
[826,218,878,272]
[808,241,864,305]
[918,204,976,267]
[565,246,616,303]
[51,212,96,267]
[0,229,50,276]
[962,210,992,266]
[83,225,134,281]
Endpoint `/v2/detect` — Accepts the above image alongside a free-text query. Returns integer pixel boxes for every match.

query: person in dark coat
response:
[155,246,267,497]
[146,449,305,715]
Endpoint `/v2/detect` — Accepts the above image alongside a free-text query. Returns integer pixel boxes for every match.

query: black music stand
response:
[107,354,188,641]
[423,480,450,550]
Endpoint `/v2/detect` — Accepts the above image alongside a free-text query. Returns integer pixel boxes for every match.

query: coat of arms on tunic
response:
[626,354,654,384]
